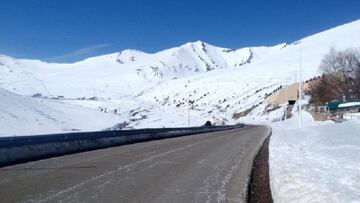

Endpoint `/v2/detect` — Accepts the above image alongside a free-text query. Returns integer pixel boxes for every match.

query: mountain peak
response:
[119,49,147,55]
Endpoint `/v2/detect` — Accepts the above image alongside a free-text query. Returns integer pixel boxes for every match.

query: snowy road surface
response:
[0,125,269,203]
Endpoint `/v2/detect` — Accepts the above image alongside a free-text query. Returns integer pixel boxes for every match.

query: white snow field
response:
[0,88,120,136]
[1,19,360,135]
[270,113,360,202]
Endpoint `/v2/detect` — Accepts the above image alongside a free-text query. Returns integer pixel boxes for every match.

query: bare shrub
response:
[310,47,360,104]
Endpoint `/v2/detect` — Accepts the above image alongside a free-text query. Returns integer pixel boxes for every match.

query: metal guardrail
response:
[0,125,243,149]
[0,124,245,167]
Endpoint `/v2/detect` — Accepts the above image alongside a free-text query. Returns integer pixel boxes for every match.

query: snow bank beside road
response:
[270,114,360,202]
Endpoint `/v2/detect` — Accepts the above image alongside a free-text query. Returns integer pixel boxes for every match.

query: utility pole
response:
[285,84,288,121]
[186,100,192,127]
[159,105,162,127]
[293,40,303,128]
[298,41,303,128]
[188,107,190,127]
[179,104,191,127]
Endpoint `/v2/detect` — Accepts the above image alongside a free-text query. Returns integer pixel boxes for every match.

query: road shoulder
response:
[248,135,273,203]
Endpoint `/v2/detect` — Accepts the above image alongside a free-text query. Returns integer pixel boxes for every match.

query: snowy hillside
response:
[1,19,360,134]
[0,41,276,98]
[0,88,120,136]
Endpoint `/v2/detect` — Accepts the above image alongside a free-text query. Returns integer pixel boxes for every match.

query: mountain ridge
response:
[1,19,360,135]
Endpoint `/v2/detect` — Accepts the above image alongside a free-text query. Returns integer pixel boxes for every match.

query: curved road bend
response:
[0,125,270,203]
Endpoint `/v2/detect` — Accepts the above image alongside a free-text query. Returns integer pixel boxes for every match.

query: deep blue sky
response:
[1,0,360,62]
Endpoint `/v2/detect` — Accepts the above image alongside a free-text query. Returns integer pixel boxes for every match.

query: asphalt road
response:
[0,125,270,203]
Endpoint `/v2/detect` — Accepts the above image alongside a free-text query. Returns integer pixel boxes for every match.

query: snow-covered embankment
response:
[270,113,360,202]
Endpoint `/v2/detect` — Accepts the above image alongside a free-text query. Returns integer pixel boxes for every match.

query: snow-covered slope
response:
[138,19,360,126]
[1,19,360,134]
[0,41,276,98]
[270,114,360,202]
[0,88,120,136]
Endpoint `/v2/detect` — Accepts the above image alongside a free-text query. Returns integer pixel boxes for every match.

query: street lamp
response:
[293,40,303,128]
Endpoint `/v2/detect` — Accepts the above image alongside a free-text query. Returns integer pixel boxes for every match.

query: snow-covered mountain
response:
[1,19,360,135]
[0,41,284,98]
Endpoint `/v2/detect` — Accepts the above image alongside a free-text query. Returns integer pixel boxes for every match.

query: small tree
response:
[309,75,336,105]
[310,47,360,104]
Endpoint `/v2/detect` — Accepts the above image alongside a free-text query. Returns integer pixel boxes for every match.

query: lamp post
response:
[294,40,303,128]
[299,41,303,128]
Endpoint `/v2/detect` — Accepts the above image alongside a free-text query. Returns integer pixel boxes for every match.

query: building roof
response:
[338,102,360,108]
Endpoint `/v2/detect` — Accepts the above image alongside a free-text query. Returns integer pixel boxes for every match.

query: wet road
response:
[0,125,270,203]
